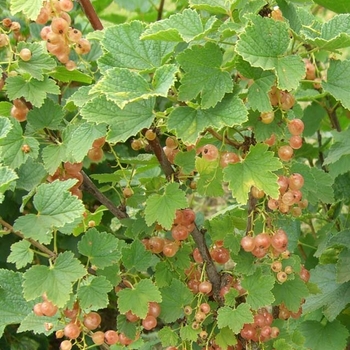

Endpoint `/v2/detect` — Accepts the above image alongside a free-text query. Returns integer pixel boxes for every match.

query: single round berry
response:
[19,48,32,61]
[142,315,157,330]
[104,330,119,345]
[83,312,101,330]
[64,322,81,339]
[91,331,105,345]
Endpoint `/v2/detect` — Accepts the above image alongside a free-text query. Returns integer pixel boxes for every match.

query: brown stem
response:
[191,225,223,303]
[0,218,57,259]
[246,190,257,235]
[157,0,165,20]
[146,136,176,180]
[205,128,242,149]
[81,171,128,220]
[77,0,104,30]
[326,99,341,132]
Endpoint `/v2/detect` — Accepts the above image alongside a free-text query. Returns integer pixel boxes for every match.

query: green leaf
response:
[77,275,112,310]
[224,143,282,204]
[90,65,177,109]
[241,270,275,310]
[160,279,193,323]
[0,119,40,169]
[174,149,196,174]
[65,122,106,162]
[117,314,137,340]
[189,0,231,14]
[158,326,180,347]
[17,313,60,336]
[6,76,60,108]
[299,320,349,350]
[49,66,92,84]
[13,180,85,244]
[312,0,350,13]
[273,277,309,312]
[122,240,159,272]
[236,16,304,90]
[10,0,43,20]
[180,325,199,341]
[0,269,33,337]
[101,21,176,71]
[145,182,188,230]
[336,248,350,283]
[215,327,238,349]
[41,143,67,175]
[96,264,121,287]
[141,9,217,42]
[291,163,334,204]
[117,279,162,318]
[7,240,33,269]
[81,95,155,143]
[323,60,350,110]
[217,304,253,333]
[155,261,174,288]
[324,129,350,166]
[0,102,12,119]
[0,117,12,138]
[235,56,276,112]
[195,157,224,197]
[78,228,121,269]
[303,264,350,321]
[17,42,56,80]
[27,99,64,130]
[234,250,257,275]
[16,158,47,192]
[177,42,233,109]
[168,94,248,144]
[23,251,86,308]
[0,165,18,203]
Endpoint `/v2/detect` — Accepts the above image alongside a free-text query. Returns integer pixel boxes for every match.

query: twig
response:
[77,0,104,31]
[146,136,176,181]
[191,225,223,303]
[157,0,165,20]
[205,127,242,149]
[0,218,57,259]
[81,171,128,220]
[246,190,257,235]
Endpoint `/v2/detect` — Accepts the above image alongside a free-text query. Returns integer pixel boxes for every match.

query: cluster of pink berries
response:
[37,0,91,69]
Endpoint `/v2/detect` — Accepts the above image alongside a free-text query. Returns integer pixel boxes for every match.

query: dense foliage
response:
[1,0,350,349]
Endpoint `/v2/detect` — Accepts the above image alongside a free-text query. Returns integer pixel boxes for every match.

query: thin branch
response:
[205,127,242,149]
[157,0,165,20]
[81,171,128,220]
[77,0,104,31]
[246,190,257,235]
[146,136,176,181]
[0,218,57,259]
[191,225,223,303]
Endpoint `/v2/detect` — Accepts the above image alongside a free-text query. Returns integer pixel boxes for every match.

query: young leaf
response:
[78,228,121,269]
[217,304,253,333]
[160,279,193,323]
[23,251,86,308]
[158,326,180,347]
[117,279,162,318]
[176,42,233,109]
[141,9,217,42]
[168,94,247,144]
[7,240,33,269]
[13,180,85,244]
[241,270,275,310]
[145,182,188,230]
[77,275,113,310]
[180,325,199,342]
[299,320,349,350]
[223,143,282,204]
